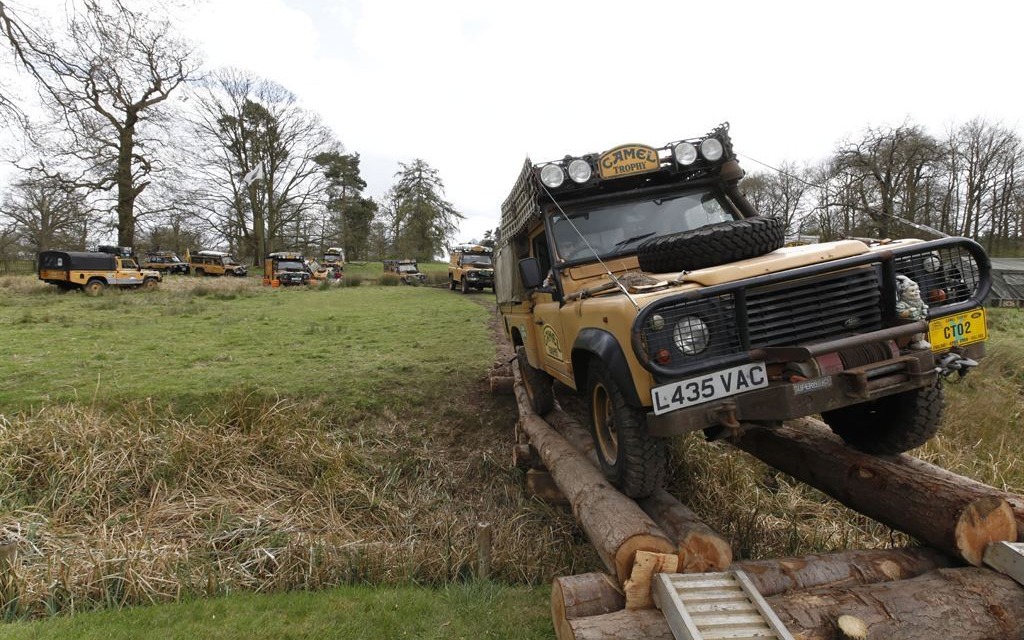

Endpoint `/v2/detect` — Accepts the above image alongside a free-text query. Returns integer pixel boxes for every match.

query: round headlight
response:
[700,138,724,162]
[540,164,565,188]
[673,316,710,355]
[922,253,942,273]
[568,159,592,183]
[673,142,698,166]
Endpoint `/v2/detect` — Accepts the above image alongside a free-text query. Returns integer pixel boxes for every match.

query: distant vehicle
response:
[383,259,428,285]
[448,243,494,293]
[141,251,189,274]
[263,251,311,286]
[38,249,162,294]
[323,247,345,270]
[190,250,247,277]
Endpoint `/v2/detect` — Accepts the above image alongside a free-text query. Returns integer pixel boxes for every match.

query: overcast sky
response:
[10,0,1024,245]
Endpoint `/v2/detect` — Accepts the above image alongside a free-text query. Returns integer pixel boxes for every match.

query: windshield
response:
[398,264,418,273]
[223,256,239,265]
[462,254,492,267]
[276,260,305,271]
[550,190,736,262]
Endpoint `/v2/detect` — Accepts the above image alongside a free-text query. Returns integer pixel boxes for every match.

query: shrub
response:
[379,273,400,286]
[343,274,363,287]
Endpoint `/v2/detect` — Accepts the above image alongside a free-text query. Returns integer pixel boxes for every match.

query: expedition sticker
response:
[598,144,660,179]
[542,325,563,361]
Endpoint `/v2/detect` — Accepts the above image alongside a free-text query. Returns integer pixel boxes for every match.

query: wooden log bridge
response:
[729,418,1018,566]
[508,370,1024,639]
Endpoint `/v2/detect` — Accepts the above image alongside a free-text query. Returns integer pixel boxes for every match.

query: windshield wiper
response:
[613,232,655,249]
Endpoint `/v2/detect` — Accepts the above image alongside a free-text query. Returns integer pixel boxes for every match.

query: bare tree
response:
[740,161,812,237]
[0,174,92,253]
[3,0,197,247]
[188,69,333,262]
[834,122,940,238]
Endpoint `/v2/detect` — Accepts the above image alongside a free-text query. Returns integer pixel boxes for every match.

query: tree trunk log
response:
[512,368,676,582]
[551,573,625,640]
[638,489,733,572]
[548,406,734,573]
[768,567,1024,640]
[566,608,674,640]
[733,547,956,597]
[729,419,1017,565]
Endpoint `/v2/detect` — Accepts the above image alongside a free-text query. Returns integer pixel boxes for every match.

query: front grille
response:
[746,268,882,348]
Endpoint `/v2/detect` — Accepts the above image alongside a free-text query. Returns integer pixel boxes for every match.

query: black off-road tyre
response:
[821,378,944,454]
[84,279,106,296]
[516,346,554,416]
[635,216,785,273]
[461,277,470,294]
[587,360,666,498]
[142,278,159,291]
[449,276,456,291]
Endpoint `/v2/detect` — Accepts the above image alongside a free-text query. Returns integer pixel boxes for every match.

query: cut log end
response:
[955,496,1018,566]
[837,614,868,639]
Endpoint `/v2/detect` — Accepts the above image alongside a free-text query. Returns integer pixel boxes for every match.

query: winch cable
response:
[738,153,949,240]
[538,182,640,310]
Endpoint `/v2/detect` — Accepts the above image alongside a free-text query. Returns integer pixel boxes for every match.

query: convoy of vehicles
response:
[189,250,248,277]
[495,124,991,498]
[38,248,162,294]
[448,243,494,293]
[384,259,429,285]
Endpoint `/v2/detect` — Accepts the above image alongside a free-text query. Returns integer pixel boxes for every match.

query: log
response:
[768,567,1024,639]
[489,375,514,395]
[512,368,676,582]
[565,608,674,640]
[525,469,568,505]
[638,489,733,572]
[563,567,1024,640]
[729,419,1017,565]
[512,443,539,469]
[551,573,624,640]
[549,406,734,573]
[734,546,956,597]
[623,551,678,610]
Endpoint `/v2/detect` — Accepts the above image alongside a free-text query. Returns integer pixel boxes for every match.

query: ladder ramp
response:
[652,570,795,640]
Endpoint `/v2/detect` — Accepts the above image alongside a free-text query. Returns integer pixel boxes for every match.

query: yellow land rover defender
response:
[448,243,494,293]
[38,249,162,294]
[263,251,311,286]
[496,124,991,498]
[384,259,428,285]
[190,250,248,277]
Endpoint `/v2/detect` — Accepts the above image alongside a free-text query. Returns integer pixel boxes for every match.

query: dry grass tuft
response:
[0,391,595,618]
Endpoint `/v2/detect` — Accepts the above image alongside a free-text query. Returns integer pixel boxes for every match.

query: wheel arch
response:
[572,328,643,407]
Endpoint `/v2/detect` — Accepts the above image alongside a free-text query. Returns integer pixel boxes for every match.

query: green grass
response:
[0,583,553,639]
[0,283,490,416]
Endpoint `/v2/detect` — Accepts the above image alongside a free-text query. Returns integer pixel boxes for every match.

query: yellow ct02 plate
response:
[928,308,987,352]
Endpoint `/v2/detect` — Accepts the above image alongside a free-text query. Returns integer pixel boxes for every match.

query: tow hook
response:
[936,352,979,379]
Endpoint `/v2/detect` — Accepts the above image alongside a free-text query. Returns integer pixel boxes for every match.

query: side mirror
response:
[518,257,543,289]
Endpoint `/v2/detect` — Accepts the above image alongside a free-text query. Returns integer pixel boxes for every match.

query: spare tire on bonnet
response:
[635,216,785,273]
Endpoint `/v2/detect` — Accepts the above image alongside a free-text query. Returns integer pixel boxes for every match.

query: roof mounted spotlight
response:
[673,142,698,166]
[567,159,592,184]
[700,137,724,162]
[540,163,565,188]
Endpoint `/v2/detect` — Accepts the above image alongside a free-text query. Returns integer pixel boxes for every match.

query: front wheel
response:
[460,277,469,294]
[516,346,554,415]
[821,378,944,454]
[587,361,666,498]
[449,276,456,291]
[142,278,158,291]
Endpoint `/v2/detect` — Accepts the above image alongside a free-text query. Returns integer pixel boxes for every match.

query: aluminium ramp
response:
[652,570,795,640]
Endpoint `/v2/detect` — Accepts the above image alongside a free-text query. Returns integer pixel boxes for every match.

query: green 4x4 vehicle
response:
[496,124,991,498]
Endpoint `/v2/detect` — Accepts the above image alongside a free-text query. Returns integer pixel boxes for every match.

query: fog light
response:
[568,159,592,183]
[673,142,697,165]
[540,164,565,188]
[700,138,724,162]
[655,349,671,364]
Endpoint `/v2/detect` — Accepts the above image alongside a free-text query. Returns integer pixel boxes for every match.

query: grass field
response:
[1,272,1022,637]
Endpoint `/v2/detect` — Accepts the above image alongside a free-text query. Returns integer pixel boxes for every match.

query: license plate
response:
[928,308,987,352]
[652,362,768,416]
